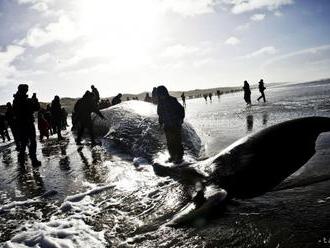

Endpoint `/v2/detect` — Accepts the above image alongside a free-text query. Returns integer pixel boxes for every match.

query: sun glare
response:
[76,0,160,67]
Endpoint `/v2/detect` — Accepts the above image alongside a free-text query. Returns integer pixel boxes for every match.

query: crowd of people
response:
[0,80,267,167]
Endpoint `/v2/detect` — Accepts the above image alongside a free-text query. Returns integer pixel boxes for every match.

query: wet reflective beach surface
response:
[1,81,330,247]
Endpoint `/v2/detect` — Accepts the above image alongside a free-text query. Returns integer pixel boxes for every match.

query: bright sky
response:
[0,0,330,102]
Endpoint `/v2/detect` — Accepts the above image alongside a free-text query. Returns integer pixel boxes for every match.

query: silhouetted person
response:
[13,84,41,166]
[216,90,221,98]
[61,108,68,129]
[91,85,100,103]
[209,93,213,101]
[243,80,251,105]
[0,114,11,142]
[181,92,186,107]
[51,95,63,140]
[5,102,18,148]
[257,79,266,102]
[75,91,105,145]
[152,87,158,104]
[45,105,53,135]
[38,110,50,141]
[144,93,152,102]
[111,93,122,106]
[157,86,185,163]
[203,94,208,102]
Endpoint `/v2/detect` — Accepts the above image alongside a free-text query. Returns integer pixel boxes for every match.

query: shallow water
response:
[1,80,330,247]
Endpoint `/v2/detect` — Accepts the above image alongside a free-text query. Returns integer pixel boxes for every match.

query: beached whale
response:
[157,116,330,226]
[92,100,202,161]
[92,102,330,226]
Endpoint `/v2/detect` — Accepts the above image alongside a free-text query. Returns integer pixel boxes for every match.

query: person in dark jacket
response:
[61,108,68,130]
[157,85,185,163]
[111,93,122,106]
[151,87,158,104]
[38,110,50,141]
[0,114,11,142]
[181,92,186,107]
[91,85,100,103]
[5,102,18,148]
[74,91,105,145]
[257,79,266,102]
[243,80,251,105]
[13,84,41,166]
[144,93,152,102]
[51,95,63,140]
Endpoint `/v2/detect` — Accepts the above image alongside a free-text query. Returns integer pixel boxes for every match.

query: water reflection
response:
[2,148,13,167]
[16,166,44,198]
[262,113,269,126]
[246,115,254,132]
[78,147,105,183]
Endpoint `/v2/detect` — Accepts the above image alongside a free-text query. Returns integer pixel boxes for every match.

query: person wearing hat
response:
[157,85,185,163]
[13,84,41,166]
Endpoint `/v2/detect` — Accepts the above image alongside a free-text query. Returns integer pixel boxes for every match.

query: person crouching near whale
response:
[157,85,185,164]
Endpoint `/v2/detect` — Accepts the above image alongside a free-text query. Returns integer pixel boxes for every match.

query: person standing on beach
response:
[75,91,105,146]
[5,102,18,148]
[51,95,63,140]
[152,87,158,104]
[181,92,186,107]
[243,80,251,105]
[13,84,41,166]
[91,85,100,103]
[144,93,152,102]
[257,79,266,102]
[157,86,185,163]
[0,114,11,142]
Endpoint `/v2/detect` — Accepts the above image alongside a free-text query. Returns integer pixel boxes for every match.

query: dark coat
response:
[157,96,185,128]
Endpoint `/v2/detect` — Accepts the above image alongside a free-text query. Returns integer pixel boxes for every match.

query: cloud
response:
[220,0,294,14]
[160,0,217,17]
[242,46,277,58]
[250,13,265,21]
[0,45,25,86]
[35,53,51,63]
[21,16,79,47]
[225,36,240,45]
[274,11,283,16]
[263,44,330,67]
[161,44,199,58]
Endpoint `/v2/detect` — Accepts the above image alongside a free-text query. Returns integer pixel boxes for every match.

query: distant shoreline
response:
[1,78,329,114]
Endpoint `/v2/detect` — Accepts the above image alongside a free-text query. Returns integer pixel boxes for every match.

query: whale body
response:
[200,116,330,198]
[165,116,330,226]
[91,102,330,225]
[92,101,202,161]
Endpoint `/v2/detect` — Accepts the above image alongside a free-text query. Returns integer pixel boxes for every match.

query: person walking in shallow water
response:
[181,92,186,107]
[51,95,63,140]
[257,79,266,102]
[157,86,185,163]
[243,80,251,105]
[13,84,41,166]
[0,114,11,142]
